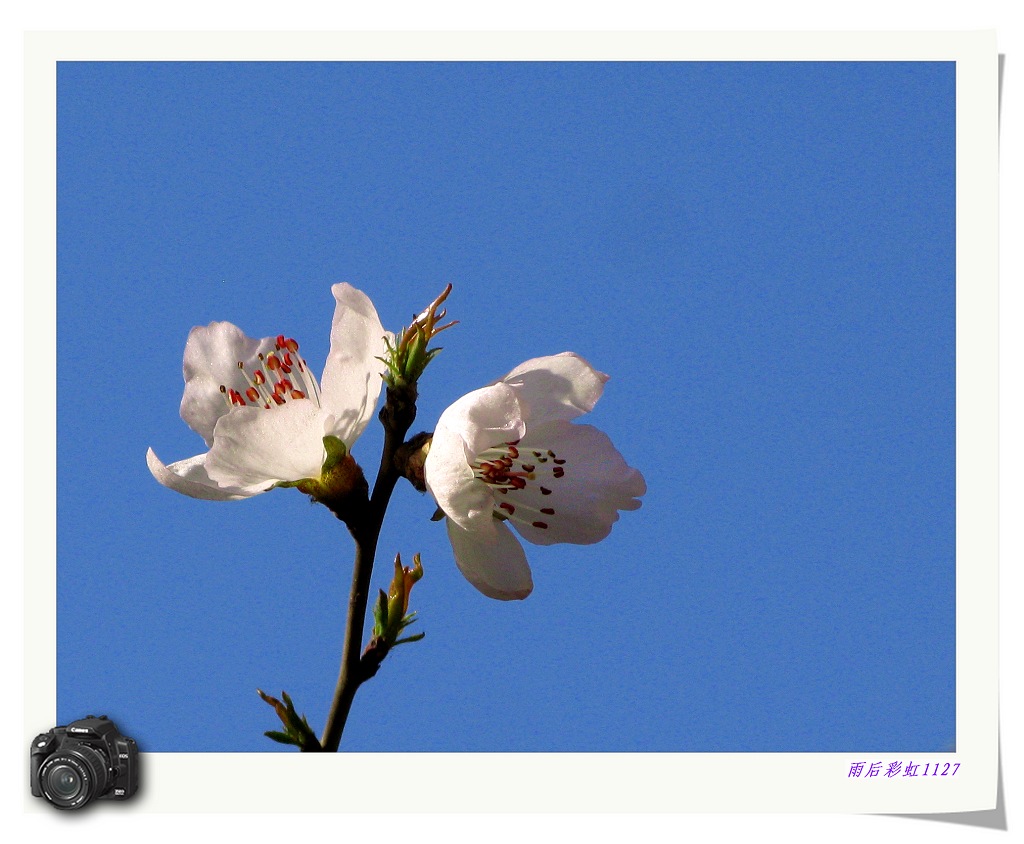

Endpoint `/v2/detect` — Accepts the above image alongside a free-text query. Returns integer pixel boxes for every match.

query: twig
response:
[319,384,417,752]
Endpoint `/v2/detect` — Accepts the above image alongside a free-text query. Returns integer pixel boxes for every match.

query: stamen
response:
[218,335,321,414]
[473,442,570,508]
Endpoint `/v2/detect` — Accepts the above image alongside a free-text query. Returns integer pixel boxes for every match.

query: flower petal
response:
[501,352,608,426]
[319,283,392,447]
[179,321,279,447]
[433,383,527,457]
[446,517,533,600]
[146,447,271,501]
[506,421,645,546]
[204,400,329,488]
[421,431,490,531]
[424,383,527,530]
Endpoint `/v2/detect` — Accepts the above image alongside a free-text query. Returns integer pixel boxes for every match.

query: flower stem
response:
[319,384,418,752]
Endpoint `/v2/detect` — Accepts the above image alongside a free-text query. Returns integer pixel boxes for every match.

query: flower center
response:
[219,335,322,411]
[472,440,568,530]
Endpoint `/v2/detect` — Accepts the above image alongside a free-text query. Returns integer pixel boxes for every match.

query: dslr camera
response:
[30,715,139,810]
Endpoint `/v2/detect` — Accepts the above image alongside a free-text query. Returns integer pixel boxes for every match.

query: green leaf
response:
[372,588,388,636]
[393,632,426,646]
[320,435,349,474]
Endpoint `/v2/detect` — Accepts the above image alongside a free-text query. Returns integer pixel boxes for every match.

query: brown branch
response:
[318,384,417,752]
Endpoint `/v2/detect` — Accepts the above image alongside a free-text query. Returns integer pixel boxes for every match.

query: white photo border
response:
[24,29,999,814]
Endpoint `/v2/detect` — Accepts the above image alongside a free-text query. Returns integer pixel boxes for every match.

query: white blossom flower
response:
[424,353,645,600]
[147,283,389,501]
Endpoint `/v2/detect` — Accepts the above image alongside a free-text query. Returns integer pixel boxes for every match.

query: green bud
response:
[257,688,320,751]
[372,588,389,638]
[382,285,457,388]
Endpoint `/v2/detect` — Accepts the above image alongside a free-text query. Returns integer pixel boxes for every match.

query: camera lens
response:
[46,764,83,800]
[39,744,110,809]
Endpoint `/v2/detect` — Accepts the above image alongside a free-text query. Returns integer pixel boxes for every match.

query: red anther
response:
[532,521,549,529]
[553,458,566,465]
[508,445,519,459]
[229,389,246,406]
[276,334,286,348]
[267,354,281,371]
[540,508,555,515]
[283,353,293,367]
[522,464,535,473]
[540,487,552,495]
[510,477,526,490]
[271,394,286,406]
[285,338,299,353]
[291,390,305,399]
[281,363,292,374]
[253,370,266,385]
[499,502,516,515]
[552,467,565,478]
[246,388,259,402]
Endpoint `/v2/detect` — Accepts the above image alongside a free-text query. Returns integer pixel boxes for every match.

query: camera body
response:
[30,715,138,809]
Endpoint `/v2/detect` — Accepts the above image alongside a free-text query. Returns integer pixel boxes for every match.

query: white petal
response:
[204,400,329,488]
[422,428,491,532]
[180,322,278,447]
[501,352,608,426]
[318,283,392,447]
[446,518,533,601]
[506,421,645,546]
[424,383,527,531]
[432,383,527,457]
[146,447,271,501]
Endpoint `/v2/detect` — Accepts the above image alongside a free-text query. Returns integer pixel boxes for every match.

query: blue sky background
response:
[56,61,955,753]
